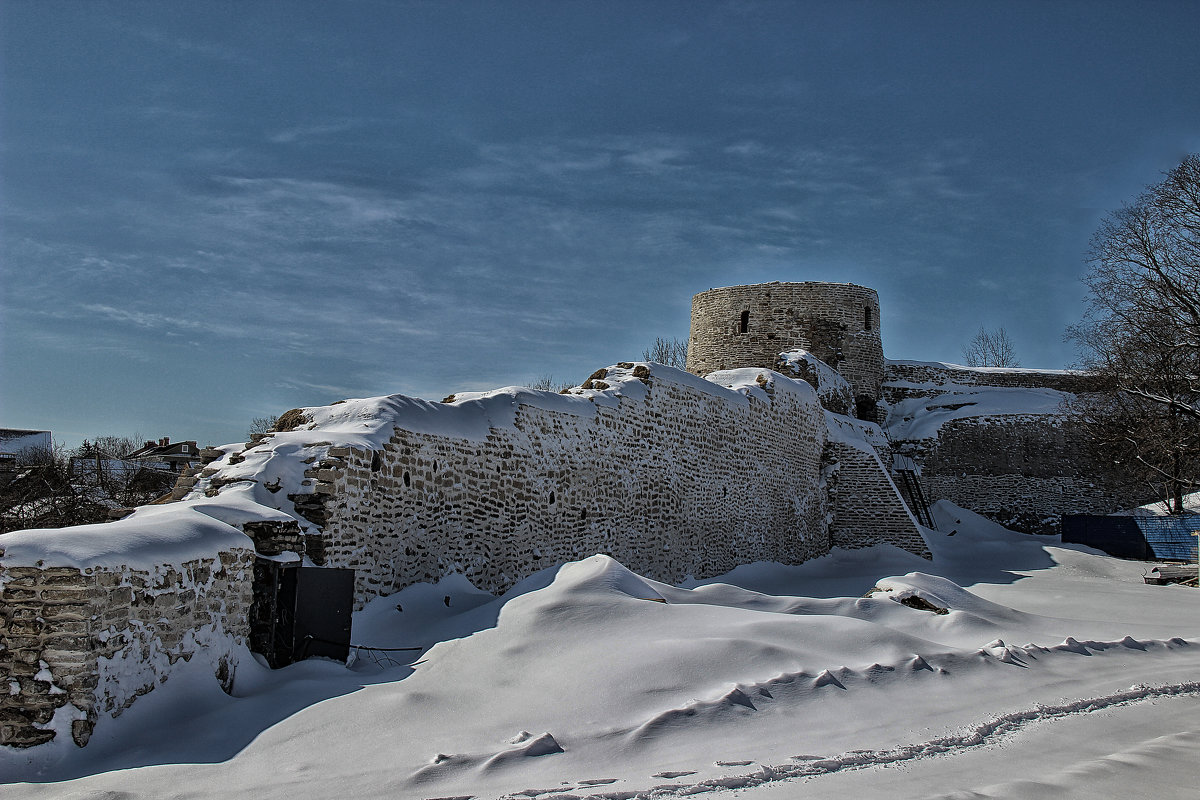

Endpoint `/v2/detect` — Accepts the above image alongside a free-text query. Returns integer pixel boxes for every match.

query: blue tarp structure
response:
[1062,514,1200,561]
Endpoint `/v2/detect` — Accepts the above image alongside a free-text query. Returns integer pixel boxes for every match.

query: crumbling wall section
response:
[0,546,253,748]
[882,360,1144,533]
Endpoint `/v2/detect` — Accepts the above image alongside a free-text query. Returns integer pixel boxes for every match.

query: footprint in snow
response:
[577,779,618,786]
[653,771,697,779]
[716,760,754,767]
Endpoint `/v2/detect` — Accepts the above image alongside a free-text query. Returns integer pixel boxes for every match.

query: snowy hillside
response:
[2,503,1197,799]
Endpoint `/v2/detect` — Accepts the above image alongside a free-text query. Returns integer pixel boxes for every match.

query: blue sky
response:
[2,1,1199,450]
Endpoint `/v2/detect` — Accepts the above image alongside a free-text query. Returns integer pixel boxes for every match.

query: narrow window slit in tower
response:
[739,310,749,334]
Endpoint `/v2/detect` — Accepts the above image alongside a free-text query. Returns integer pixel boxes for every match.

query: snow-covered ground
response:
[2,502,1197,799]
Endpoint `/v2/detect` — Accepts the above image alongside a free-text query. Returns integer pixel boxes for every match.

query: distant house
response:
[0,428,52,468]
[123,437,203,473]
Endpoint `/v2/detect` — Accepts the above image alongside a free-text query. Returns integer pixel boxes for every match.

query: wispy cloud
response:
[108,21,254,67]
[268,120,366,145]
[79,304,206,332]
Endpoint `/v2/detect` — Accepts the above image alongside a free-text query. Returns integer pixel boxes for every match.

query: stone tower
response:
[686,282,885,416]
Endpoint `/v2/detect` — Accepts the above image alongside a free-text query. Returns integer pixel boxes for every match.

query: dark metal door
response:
[292,566,354,662]
[250,559,354,668]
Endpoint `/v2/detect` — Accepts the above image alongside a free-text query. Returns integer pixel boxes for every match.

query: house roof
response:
[124,440,200,461]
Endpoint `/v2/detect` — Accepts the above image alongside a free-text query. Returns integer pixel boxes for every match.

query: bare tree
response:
[1,434,178,533]
[75,435,144,459]
[248,415,279,437]
[1070,153,1200,422]
[1063,374,1199,514]
[962,326,1020,367]
[0,443,107,533]
[1066,153,1200,512]
[642,336,689,369]
[526,375,571,393]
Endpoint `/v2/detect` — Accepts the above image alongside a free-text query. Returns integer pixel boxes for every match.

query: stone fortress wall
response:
[882,360,1094,402]
[278,365,927,608]
[881,360,1142,533]
[687,283,885,415]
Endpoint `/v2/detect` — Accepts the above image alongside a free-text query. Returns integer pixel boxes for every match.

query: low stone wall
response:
[0,546,253,748]
[921,472,1127,534]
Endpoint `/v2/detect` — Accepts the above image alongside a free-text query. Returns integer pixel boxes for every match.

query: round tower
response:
[686,282,885,415]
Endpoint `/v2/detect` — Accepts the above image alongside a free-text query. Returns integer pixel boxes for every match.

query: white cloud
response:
[268,120,364,145]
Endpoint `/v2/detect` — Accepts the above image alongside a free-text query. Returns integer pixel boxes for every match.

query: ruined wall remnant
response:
[687,283,885,410]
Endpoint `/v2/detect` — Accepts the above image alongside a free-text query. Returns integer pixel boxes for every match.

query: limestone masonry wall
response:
[314,372,831,606]
[882,360,1145,533]
[0,546,252,748]
[277,367,925,608]
[687,283,884,406]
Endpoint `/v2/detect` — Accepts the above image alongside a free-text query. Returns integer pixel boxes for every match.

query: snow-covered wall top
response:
[882,359,1082,442]
[884,360,1090,394]
[198,363,802,529]
[777,349,856,415]
[885,386,1074,442]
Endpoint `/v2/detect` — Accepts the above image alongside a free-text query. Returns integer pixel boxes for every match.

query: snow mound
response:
[5,495,1200,800]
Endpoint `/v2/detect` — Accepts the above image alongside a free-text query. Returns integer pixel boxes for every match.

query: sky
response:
[2,0,1199,451]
